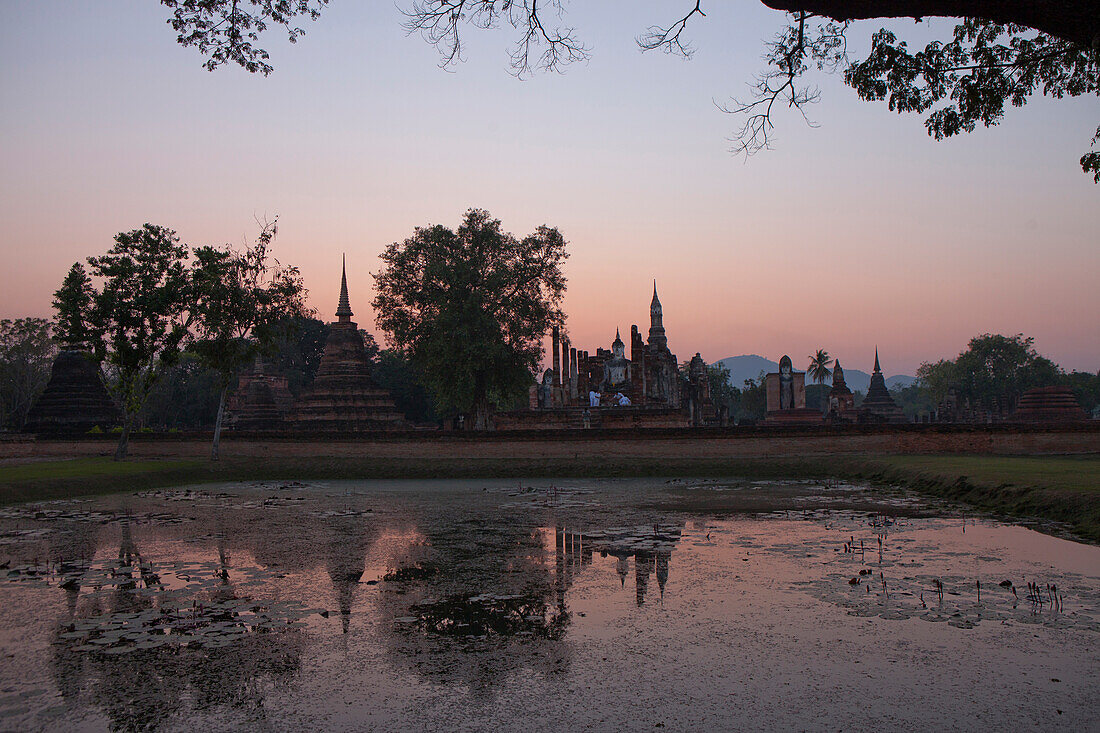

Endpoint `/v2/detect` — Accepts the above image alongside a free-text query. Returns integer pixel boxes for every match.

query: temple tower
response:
[858,348,907,424]
[648,281,667,350]
[293,258,405,431]
[23,350,119,433]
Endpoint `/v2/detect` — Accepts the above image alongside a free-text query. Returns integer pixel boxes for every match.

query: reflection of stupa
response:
[293,258,405,431]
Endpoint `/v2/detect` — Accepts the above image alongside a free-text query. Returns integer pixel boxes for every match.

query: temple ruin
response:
[498,284,714,429]
[857,349,907,424]
[24,349,119,434]
[292,258,405,432]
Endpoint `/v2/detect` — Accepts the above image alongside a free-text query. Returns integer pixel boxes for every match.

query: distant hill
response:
[715,355,916,393]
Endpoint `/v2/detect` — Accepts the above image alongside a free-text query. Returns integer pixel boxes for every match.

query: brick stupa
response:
[227,357,294,430]
[24,349,120,433]
[292,258,404,432]
[857,349,907,424]
[1012,386,1088,423]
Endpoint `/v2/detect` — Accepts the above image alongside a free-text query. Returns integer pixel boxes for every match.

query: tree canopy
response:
[86,224,193,459]
[372,208,568,428]
[190,219,309,459]
[157,1,1100,180]
[0,318,56,430]
[916,332,1063,415]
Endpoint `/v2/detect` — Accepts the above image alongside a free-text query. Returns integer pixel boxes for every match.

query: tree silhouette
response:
[373,208,567,429]
[86,224,192,460]
[190,219,309,460]
[157,1,1100,179]
[807,349,833,386]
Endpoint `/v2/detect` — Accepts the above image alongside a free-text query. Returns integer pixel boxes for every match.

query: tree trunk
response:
[211,384,229,462]
[473,397,492,431]
[113,415,133,461]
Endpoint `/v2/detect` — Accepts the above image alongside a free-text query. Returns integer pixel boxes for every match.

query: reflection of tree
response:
[49,520,304,731]
[325,514,371,634]
[376,510,573,698]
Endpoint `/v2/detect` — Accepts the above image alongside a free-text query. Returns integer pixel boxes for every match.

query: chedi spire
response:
[336,254,353,322]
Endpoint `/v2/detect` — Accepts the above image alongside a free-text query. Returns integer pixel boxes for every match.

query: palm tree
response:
[807,349,833,386]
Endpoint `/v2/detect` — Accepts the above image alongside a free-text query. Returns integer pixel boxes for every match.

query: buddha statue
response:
[601,329,631,392]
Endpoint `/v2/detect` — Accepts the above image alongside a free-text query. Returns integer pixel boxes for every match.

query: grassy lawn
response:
[865,455,1100,494]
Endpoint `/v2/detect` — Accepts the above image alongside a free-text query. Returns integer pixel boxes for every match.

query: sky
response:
[1,2,1097,376]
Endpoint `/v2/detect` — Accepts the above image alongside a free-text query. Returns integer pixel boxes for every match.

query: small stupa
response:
[227,356,293,430]
[857,349,907,424]
[24,350,119,434]
[292,257,404,432]
[825,359,855,421]
[1012,386,1088,423]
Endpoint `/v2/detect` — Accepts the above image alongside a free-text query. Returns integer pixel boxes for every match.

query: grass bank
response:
[1,453,1096,541]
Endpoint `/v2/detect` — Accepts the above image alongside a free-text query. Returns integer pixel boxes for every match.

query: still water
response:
[0,479,1096,732]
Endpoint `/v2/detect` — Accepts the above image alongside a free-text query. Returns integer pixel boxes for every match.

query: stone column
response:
[552,327,561,387]
[570,347,578,402]
[562,338,571,399]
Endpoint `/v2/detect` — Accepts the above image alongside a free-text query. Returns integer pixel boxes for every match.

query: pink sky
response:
[1,2,1097,375]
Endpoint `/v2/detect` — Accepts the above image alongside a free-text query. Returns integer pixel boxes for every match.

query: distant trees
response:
[916,333,1065,416]
[373,208,568,429]
[157,2,1100,179]
[0,318,56,430]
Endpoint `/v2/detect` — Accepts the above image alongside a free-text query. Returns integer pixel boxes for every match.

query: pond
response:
[0,479,1096,731]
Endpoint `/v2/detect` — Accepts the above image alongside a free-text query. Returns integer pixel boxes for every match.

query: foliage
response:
[270,316,329,395]
[0,318,56,430]
[52,263,96,348]
[916,333,1064,415]
[161,0,329,75]
[890,382,937,421]
[706,362,738,413]
[373,349,439,424]
[372,208,568,428]
[806,349,832,386]
[190,219,309,459]
[141,352,222,430]
[843,20,1100,181]
[155,2,1100,179]
[734,372,768,423]
[1064,370,1100,414]
[86,224,193,458]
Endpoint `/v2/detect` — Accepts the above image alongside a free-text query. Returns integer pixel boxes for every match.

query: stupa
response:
[1012,386,1088,423]
[24,349,119,434]
[226,357,293,430]
[825,359,855,422]
[292,258,404,432]
[857,349,907,424]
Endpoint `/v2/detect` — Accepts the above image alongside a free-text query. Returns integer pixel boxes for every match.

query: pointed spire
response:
[651,280,660,305]
[336,254,353,321]
[873,347,881,374]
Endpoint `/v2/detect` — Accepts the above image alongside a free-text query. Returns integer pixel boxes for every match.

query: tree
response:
[159,2,1100,180]
[87,224,193,460]
[190,219,308,460]
[705,362,738,416]
[372,349,440,424]
[916,332,1064,416]
[373,208,568,429]
[736,372,769,423]
[0,318,56,430]
[807,349,833,387]
[52,263,96,349]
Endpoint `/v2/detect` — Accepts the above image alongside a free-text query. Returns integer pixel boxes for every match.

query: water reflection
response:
[0,480,1096,730]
